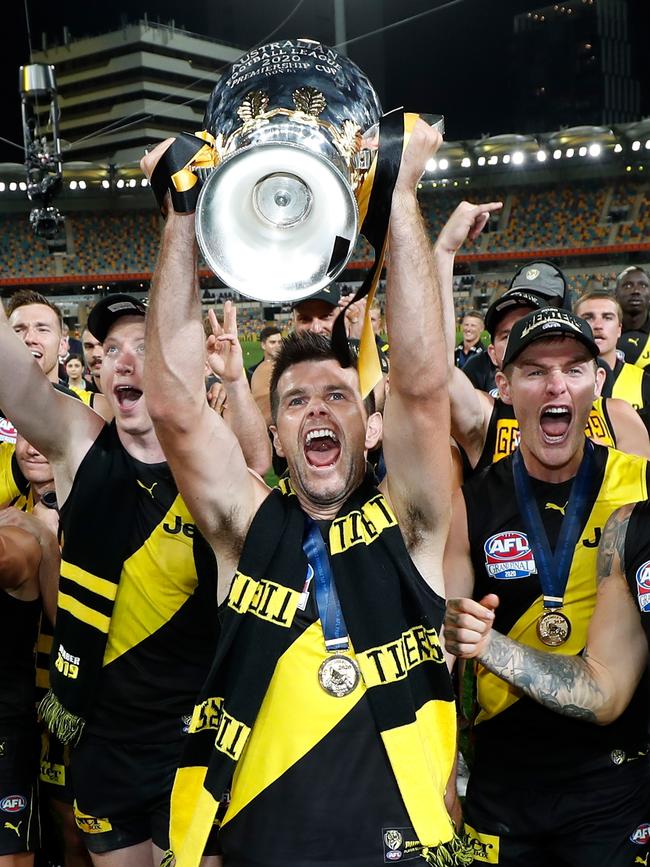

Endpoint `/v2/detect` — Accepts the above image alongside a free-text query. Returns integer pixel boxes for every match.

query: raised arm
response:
[205,305,271,477]
[433,202,501,466]
[0,305,103,492]
[444,504,647,724]
[142,142,268,564]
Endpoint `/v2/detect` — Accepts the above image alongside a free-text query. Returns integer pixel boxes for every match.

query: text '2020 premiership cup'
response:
[196,38,382,303]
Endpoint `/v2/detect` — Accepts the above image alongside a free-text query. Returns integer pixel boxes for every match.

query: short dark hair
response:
[616,266,648,290]
[65,353,83,365]
[6,289,63,330]
[260,325,282,343]
[269,332,375,423]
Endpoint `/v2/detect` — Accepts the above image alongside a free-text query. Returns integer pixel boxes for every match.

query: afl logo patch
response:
[636,561,650,612]
[0,796,26,813]
[526,268,540,280]
[630,822,650,845]
[484,531,537,580]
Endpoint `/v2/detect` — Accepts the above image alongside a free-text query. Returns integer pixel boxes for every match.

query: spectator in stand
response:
[454,310,485,370]
[616,266,650,368]
[81,328,104,394]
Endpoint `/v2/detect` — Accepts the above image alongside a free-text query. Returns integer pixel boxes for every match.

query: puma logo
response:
[4,820,22,837]
[545,501,568,516]
[635,854,649,866]
[629,337,640,346]
[136,479,158,498]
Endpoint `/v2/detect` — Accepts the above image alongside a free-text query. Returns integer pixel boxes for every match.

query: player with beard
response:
[442,307,650,865]
[142,121,469,867]
[0,291,270,867]
[81,329,104,394]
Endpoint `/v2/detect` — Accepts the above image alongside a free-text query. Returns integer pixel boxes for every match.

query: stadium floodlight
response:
[565,148,574,158]
[19,182,27,191]
[461,157,471,168]
[79,180,87,190]
[487,155,498,165]
[645,140,650,150]
[578,146,587,157]
[588,143,601,157]
[0,183,5,192]
[426,158,437,172]
[536,150,547,162]
[502,154,511,164]
[553,149,561,159]
[101,179,110,189]
[129,179,137,188]
[69,180,77,190]
[116,179,125,189]
[632,140,641,151]
[512,151,525,165]
[614,143,623,153]
[9,182,17,191]
[141,178,149,187]
[477,156,486,166]
[438,158,449,171]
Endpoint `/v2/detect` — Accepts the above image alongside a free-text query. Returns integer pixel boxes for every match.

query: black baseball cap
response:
[291,284,341,310]
[484,289,548,339]
[88,294,147,343]
[502,308,599,369]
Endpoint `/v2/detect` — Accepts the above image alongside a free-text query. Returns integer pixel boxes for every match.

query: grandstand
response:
[0,119,648,327]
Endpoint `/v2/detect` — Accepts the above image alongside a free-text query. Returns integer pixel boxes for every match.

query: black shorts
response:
[39,728,74,804]
[0,728,40,855]
[70,734,183,854]
[464,751,650,866]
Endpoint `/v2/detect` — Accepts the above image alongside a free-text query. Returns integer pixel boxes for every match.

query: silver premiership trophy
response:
[194,39,383,303]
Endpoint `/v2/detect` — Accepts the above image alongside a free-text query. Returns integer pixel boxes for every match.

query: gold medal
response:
[318,654,360,697]
[536,610,571,646]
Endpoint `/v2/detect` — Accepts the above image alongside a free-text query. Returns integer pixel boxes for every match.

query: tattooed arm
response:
[444,504,648,724]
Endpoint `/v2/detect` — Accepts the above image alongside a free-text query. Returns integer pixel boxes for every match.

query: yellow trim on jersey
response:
[57,593,111,634]
[169,767,220,867]
[477,447,648,723]
[612,362,645,410]
[380,699,457,846]
[222,621,365,826]
[103,494,199,665]
[584,397,616,448]
[60,561,119,602]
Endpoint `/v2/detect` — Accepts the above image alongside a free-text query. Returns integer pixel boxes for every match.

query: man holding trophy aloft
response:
[142,37,470,867]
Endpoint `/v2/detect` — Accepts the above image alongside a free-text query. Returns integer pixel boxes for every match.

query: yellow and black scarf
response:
[164,473,469,867]
[39,423,139,744]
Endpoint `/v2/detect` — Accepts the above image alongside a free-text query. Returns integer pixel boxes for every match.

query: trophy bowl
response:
[195,38,382,304]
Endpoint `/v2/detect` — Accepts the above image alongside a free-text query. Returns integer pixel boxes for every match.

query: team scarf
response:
[39,423,139,744]
[163,472,470,867]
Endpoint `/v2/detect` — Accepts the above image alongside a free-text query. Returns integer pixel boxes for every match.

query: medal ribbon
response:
[512,441,595,609]
[302,517,349,652]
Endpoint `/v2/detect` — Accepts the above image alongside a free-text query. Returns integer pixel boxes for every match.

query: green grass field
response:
[241,340,263,369]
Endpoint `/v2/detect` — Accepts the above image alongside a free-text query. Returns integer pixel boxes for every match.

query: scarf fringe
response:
[38,690,85,746]
[160,849,175,867]
[421,832,474,867]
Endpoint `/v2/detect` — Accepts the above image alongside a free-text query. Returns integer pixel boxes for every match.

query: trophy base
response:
[195,142,358,304]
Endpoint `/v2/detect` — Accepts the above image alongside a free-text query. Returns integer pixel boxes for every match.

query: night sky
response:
[1,0,648,164]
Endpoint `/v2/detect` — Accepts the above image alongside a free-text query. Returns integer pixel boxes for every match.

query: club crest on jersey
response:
[636,561,650,612]
[484,531,537,579]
